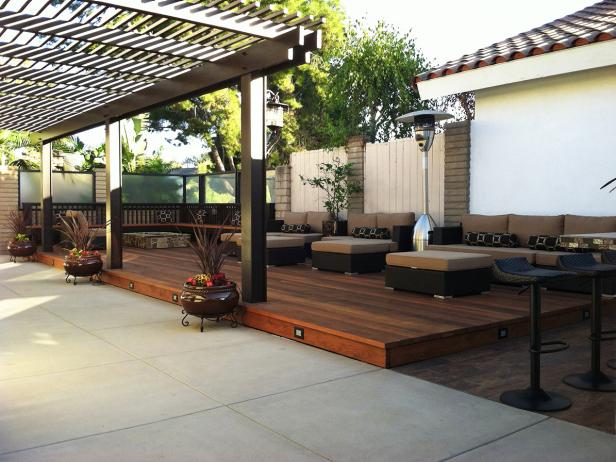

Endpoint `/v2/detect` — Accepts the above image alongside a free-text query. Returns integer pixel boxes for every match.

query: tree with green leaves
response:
[324,21,429,145]
[1,130,40,169]
[147,0,346,171]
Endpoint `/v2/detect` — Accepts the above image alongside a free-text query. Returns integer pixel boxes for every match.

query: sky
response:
[78,0,597,164]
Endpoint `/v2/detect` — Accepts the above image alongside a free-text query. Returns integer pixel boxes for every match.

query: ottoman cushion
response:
[312,238,394,254]
[386,250,492,272]
[237,235,304,249]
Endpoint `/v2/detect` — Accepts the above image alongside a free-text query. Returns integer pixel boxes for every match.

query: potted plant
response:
[57,215,103,284]
[300,157,362,236]
[180,217,239,332]
[6,209,36,262]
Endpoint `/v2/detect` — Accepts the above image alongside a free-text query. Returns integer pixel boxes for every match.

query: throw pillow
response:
[158,210,174,224]
[351,227,390,239]
[465,231,519,248]
[281,223,311,234]
[528,235,560,251]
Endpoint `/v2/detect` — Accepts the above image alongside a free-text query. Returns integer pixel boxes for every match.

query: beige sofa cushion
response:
[461,214,509,235]
[237,235,304,249]
[221,233,241,244]
[563,215,616,235]
[347,213,377,235]
[427,244,537,264]
[283,211,307,225]
[306,211,332,233]
[387,250,492,272]
[312,238,394,255]
[376,213,415,234]
[508,214,564,248]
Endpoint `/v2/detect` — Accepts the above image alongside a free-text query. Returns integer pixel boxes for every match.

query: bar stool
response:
[558,253,616,391]
[493,257,576,411]
[601,251,616,371]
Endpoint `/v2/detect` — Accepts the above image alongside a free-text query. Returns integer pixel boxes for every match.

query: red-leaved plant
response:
[185,212,235,288]
[57,214,106,258]
[7,209,30,241]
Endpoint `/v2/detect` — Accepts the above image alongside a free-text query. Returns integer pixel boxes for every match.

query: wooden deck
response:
[36,247,614,368]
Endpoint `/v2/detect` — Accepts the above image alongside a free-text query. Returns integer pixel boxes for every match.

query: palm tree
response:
[122,115,149,173]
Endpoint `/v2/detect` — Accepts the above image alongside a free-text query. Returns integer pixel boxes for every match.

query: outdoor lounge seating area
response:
[2,0,616,458]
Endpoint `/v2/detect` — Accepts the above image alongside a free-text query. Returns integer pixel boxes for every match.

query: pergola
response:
[0,0,322,302]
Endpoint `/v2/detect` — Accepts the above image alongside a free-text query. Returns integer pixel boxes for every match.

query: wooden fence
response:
[364,136,444,224]
[288,135,445,225]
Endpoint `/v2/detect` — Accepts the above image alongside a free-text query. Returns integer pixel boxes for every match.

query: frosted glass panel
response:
[185,176,199,203]
[54,173,93,203]
[19,172,93,204]
[266,170,275,204]
[206,174,235,204]
[123,175,183,203]
[19,171,41,204]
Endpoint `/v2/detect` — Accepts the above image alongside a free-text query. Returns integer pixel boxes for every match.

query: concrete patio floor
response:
[1,261,615,462]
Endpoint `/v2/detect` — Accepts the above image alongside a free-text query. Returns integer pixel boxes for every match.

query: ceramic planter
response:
[7,240,37,263]
[180,282,240,332]
[64,254,103,285]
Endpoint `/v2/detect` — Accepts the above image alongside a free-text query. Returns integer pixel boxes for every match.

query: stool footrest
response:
[530,340,569,355]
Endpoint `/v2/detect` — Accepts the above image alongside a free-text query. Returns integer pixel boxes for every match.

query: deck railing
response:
[23,203,274,227]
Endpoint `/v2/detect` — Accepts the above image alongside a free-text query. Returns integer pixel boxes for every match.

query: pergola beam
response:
[38,28,318,141]
[88,0,295,39]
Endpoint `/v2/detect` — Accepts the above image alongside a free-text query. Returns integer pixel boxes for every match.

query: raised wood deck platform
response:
[36,248,612,368]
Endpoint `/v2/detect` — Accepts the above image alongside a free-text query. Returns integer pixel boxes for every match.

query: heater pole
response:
[423,149,429,215]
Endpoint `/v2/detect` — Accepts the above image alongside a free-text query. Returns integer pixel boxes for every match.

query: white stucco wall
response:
[470,65,616,216]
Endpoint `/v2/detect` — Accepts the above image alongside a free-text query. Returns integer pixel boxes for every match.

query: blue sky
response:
[78,0,596,164]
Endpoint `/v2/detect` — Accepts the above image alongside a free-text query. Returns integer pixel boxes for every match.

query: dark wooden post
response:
[41,141,53,252]
[198,175,205,204]
[105,120,123,269]
[240,73,267,303]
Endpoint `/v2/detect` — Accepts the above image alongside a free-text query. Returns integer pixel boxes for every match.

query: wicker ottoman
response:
[385,250,492,298]
[123,232,191,249]
[311,238,396,274]
[236,235,306,266]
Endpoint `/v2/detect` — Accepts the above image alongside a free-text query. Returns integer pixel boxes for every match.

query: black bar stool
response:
[600,251,616,371]
[558,253,616,391]
[493,257,576,411]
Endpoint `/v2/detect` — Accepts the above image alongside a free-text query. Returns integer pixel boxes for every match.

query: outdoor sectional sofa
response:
[222,211,331,264]
[428,213,616,294]
[311,212,415,274]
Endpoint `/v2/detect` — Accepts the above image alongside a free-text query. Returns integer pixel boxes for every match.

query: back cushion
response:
[347,213,377,235]
[283,211,307,226]
[306,211,332,233]
[508,215,564,248]
[376,213,414,234]
[563,215,616,235]
[461,214,509,235]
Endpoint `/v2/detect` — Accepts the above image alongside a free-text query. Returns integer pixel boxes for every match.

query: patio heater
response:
[265,90,289,157]
[397,110,453,251]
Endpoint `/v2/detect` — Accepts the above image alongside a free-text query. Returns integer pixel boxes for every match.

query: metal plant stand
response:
[181,309,239,333]
[65,271,103,285]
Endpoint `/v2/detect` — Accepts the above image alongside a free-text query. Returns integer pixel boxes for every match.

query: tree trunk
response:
[209,145,226,172]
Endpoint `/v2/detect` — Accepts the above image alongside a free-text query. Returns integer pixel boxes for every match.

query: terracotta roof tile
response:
[415,0,616,84]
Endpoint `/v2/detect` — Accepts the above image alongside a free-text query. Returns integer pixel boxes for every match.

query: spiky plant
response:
[57,215,97,255]
[7,209,30,240]
[185,212,234,286]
